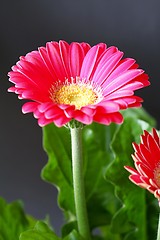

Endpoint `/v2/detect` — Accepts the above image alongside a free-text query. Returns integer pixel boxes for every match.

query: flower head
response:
[8,40,150,127]
[125,129,160,201]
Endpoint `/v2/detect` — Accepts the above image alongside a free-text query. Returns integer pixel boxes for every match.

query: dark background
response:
[0,0,160,235]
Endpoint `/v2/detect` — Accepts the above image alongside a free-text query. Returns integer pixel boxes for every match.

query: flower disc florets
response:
[49,77,101,110]
[154,164,160,188]
[8,40,150,127]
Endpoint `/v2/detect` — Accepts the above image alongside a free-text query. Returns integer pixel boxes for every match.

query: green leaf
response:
[42,124,75,216]
[19,221,61,240]
[41,107,156,239]
[105,117,155,240]
[0,198,33,240]
[61,221,77,238]
[42,122,120,238]
[26,214,37,228]
[146,192,159,239]
[82,123,120,230]
[121,107,156,127]
[63,229,83,240]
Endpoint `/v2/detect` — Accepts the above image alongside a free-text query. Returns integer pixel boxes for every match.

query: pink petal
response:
[154,190,160,199]
[80,45,105,80]
[93,112,123,125]
[74,110,93,125]
[95,46,118,66]
[44,106,63,119]
[102,69,144,96]
[38,117,54,127]
[136,163,153,178]
[105,58,136,80]
[96,101,120,113]
[59,40,71,78]
[124,166,139,175]
[152,128,160,146]
[147,134,160,162]
[38,102,54,112]
[107,80,145,97]
[147,186,156,194]
[69,42,86,77]
[80,106,96,116]
[39,46,57,79]
[64,106,76,118]
[79,42,91,54]
[129,175,149,188]
[22,102,39,113]
[25,50,43,65]
[133,152,155,169]
[53,117,71,127]
[8,86,17,92]
[104,89,134,100]
[141,130,150,146]
[133,73,150,87]
[139,143,157,167]
[113,96,142,109]
[46,41,67,80]
[149,178,159,188]
[133,142,140,152]
[33,109,44,119]
[92,51,123,85]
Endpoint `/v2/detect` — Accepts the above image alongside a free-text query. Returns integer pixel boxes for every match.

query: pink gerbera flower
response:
[125,129,160,201]
[8,40,150,127]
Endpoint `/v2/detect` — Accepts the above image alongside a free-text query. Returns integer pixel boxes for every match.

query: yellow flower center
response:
[52,83,98,110]
[154,164,160,187]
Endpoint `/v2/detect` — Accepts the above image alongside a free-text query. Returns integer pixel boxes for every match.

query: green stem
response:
[157,212,160,240]
[70,127,91,240]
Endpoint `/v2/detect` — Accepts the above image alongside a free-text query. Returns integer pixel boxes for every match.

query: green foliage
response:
[83,122,119,231]
[121,107,156,127]
[1,108,156,239]
[0,198,36,240]
[105,117,148,240]
[63,229,83,240]
[42,107,157,239]
[0,108,159,240]
[42,120,119,237]
[41,124,75,216]
[19,221,61,240]
[19,221,83,240]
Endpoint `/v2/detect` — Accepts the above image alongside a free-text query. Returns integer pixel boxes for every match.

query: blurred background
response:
[0,0,160,235]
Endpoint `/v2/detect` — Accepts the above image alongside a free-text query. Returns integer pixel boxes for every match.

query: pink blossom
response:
[8,40,150,127]
[125,129,160,201]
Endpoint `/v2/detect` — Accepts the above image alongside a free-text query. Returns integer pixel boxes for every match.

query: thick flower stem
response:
[157,213,160,240]
[70,127,91,240]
